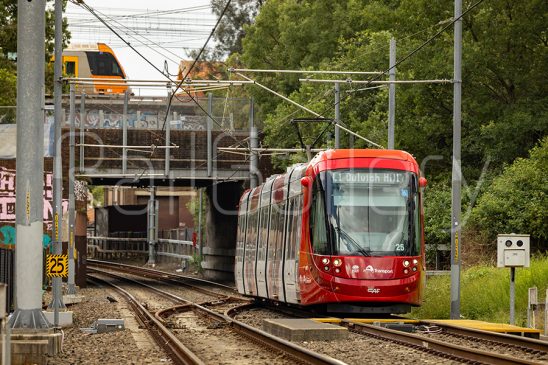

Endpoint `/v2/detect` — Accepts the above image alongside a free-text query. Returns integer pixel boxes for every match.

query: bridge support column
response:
[202,182,242,281]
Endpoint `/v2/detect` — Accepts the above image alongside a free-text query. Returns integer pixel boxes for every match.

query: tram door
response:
[283,196,301,304]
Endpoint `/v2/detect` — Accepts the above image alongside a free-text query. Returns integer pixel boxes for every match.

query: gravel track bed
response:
[297,334,464,365]
[234,306,465,364]
[45,285,173,365]
[166,310,295,364]
[421,331,548,363]
[233,307,292,326]
[202,300,252,315]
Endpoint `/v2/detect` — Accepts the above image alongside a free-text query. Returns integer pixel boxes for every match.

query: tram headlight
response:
[324,266,330,271]
[403,269,409,274]
[403,260,410,267]
[333,259,342,267]
[322,258,330,265]
[412,259,418,266]
[334,268,341,274]
[412,266,417,272]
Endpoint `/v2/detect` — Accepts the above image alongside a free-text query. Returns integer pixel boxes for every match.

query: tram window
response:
[86,51,124,77]
[310,188,329,255]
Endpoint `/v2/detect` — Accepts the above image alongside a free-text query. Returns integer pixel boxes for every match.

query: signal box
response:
[497,234,530,268]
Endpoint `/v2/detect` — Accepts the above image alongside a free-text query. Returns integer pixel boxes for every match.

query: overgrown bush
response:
[468,137,548,251]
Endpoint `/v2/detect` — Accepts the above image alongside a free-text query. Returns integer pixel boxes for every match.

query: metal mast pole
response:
[67,84,77,295]
[48,0,66,323]
[334,82,340,149]
[198,190,203,260]
[249,97,258,188]
[147,185,157,266]
[10,0,50,329]
[207,93,213,177]
[388,38,396,150]
[450,0,463,319]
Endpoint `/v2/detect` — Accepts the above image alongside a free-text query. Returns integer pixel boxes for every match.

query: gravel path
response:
[45,285,173,365]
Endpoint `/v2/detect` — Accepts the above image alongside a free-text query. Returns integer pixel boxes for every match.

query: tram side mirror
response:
[301,176,313,188]
[419,177,428,188]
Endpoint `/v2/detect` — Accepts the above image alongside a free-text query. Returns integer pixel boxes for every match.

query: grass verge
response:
[411,254,548,328]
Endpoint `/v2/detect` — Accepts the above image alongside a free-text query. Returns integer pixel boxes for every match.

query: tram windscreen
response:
[310,169,420,257]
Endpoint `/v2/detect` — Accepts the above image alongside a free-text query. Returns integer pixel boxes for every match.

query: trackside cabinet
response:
[497,234,530,268]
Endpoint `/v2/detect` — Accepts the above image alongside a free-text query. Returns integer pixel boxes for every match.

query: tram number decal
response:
[395,243,405,251]
[46,254,68,278]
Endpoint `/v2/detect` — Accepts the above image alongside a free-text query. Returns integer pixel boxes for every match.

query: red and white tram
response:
[235,149,427,314]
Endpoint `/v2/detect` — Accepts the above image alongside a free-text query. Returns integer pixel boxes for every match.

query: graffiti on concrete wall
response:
[62,111,208,130]
[0,167,70,247]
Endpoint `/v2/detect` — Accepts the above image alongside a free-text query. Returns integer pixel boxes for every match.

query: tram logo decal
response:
[364,265,393,274]
[367,287,381,294]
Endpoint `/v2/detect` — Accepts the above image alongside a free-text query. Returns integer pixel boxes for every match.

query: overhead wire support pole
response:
[451,0,463,320]
[334,82,340,148]
[10,0,50,330]
[165,91,172,177]
[207,93,213,177]
[79,92,85,172]
[388,38,396,150]
[249,97,258,188]
[49,0,66,324]
[122,90,129,174]
[67,84,77,295]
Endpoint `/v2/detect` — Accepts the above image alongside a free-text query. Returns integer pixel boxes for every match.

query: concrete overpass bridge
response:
[55,93,273,280]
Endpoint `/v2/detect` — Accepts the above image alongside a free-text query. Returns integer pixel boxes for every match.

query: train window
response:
[64,61,76,76]
[310,186,329,255]
[85,51,124,77]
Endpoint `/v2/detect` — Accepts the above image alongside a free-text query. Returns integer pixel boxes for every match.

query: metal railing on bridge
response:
[87,236,197,262]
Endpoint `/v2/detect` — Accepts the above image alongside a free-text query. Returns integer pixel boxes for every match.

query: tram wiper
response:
[335,227,371,257]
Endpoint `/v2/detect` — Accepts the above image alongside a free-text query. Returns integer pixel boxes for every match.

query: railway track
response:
[88,260,548,364]
[342,319,546,365]
[228,302,548,364]
[88,263,344,365]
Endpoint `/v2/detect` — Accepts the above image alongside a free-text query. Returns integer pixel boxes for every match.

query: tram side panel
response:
[257,177,278,298]
[234,192,250,294]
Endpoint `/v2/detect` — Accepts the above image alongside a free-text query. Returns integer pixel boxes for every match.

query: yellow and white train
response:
[61,43,129,95]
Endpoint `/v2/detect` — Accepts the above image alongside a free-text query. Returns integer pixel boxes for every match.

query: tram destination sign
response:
[332,171,408,185]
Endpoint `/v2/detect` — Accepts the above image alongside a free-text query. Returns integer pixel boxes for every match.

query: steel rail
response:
[89,265,342,365]
[419,320,548,353]
[87,275,205,365]
[343,320,540,365]
[158,302,345,365]
[88,259,237,292]
[87,262,228,299]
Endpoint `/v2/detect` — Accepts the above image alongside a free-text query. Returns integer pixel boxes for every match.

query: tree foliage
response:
[0,0,71,105]
[211,0,263,59]
[221,0,548,258]
[468,137,548,250]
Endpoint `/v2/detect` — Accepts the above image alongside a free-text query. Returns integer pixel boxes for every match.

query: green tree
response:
[211,0,263,59]
[468,136,548,251]
[0,67,16,123]
[0,0,71,100]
